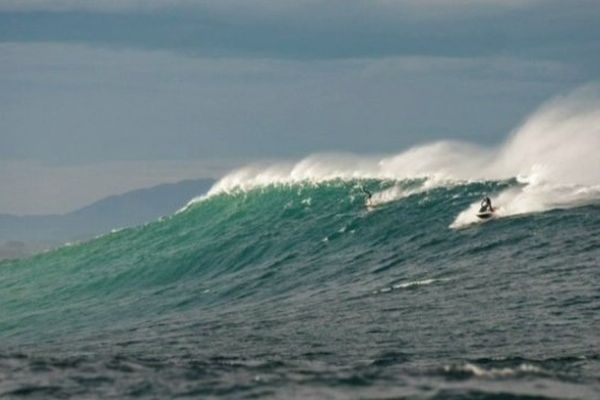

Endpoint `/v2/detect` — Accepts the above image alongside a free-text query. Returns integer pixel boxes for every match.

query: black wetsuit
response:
[361,187,373,200]
[480,197,493,213]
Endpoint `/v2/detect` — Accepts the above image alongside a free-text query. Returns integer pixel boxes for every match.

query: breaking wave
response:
[184,85,600,228]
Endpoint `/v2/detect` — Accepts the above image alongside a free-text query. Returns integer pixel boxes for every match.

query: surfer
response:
[361,186,373,207]
[479,196,494,213]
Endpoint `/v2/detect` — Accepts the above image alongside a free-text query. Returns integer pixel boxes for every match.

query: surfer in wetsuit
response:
[480,196,494,213]
[361,186,373,207]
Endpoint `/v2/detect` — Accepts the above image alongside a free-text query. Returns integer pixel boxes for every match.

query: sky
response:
[2,0,600,214]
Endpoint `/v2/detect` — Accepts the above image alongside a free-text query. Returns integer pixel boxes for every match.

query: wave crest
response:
[185,85,600,225]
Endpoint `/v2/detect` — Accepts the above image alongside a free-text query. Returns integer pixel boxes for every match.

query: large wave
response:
[3,87,600,400]
[188,85,600,228]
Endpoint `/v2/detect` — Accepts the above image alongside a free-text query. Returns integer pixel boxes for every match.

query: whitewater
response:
[1,87,599,399]
[195,85,600,228]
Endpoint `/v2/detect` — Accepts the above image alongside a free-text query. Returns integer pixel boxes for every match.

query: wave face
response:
[2,88,600,399]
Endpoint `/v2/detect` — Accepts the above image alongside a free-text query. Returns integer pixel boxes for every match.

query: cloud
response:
[0,0,599,65]
[0,42,576,168]
[0,1,541,14]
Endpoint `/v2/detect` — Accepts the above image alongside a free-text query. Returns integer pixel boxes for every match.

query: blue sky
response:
[2,0,600,214]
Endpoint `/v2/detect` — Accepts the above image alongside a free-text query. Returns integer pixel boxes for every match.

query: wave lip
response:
[183,85,600,225]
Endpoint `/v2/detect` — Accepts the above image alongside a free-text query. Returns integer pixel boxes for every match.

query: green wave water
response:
[1,178,599,399]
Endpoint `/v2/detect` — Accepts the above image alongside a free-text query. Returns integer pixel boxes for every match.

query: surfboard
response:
[476,210,494,219]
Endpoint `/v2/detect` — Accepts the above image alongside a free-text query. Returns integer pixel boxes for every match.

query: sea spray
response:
[185,85,600,226]
[453,85,600,226]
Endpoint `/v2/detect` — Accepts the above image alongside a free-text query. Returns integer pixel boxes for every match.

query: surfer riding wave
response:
[361,186,373,207]
[479,196,494,213]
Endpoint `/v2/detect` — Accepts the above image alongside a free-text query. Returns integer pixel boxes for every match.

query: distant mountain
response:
[0,178,214,260]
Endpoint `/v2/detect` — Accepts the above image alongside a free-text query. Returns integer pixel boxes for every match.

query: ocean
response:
[1,90,599,399]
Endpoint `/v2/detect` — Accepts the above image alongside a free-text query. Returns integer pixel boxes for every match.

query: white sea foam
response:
[185,85,600,221]
[443,362,543,378]
[374,278,449,294]
[451,85,600,227]
[368,185,417,207]
[392,278,448,289]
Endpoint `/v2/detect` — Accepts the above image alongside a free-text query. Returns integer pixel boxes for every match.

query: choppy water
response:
[1,178,599,399]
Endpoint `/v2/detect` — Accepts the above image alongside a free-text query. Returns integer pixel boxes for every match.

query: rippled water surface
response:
[1,180,599,399]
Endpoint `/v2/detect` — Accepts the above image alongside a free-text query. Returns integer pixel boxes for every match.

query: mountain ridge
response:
[0,178,214,260]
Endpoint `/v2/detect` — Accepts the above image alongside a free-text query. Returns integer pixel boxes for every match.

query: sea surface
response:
[2,89,600,399]
[1,178,599,399]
